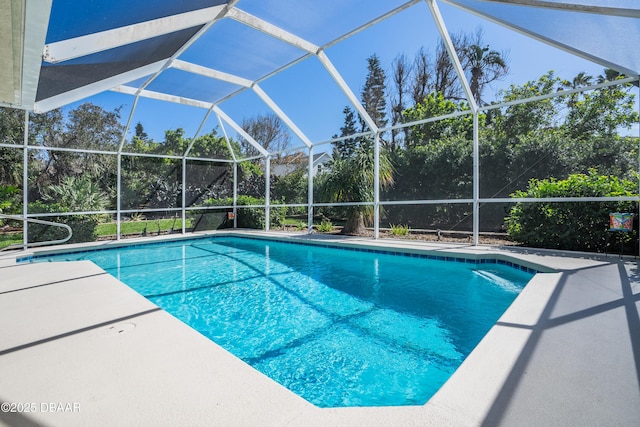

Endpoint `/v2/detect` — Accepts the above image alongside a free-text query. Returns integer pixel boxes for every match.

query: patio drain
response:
[102,323,136,336]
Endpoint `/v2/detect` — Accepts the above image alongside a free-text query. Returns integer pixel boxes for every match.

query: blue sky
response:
[62,1,624,150]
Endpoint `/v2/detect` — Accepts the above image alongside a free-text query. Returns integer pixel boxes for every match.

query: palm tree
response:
[460,30,508,105]
[465,43,508,105]
[320,141,394,235]
[596,68,621,84]
[560,71,593,108]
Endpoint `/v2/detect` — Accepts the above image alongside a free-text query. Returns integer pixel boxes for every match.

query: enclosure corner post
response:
[181,156,187,235]
[308,145,314,234]
[22,110,29,249]
[265,155,271,231]
[374,133,381,240]
[116,153,122,240]
[233,161,238,229]
[637,86,640,257]
[473,112,480,246]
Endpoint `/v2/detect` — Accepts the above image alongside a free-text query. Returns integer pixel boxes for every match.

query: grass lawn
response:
[96,218,192,236]
[0,218,193,249]
[1,215,350,249]
[0,233,22,249]
[283,215,346,227]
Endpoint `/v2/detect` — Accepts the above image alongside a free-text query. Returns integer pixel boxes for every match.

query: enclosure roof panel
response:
[2,0,639,131]
[37,26,204,101]
[44,0,229,43]
[445,0,640,76]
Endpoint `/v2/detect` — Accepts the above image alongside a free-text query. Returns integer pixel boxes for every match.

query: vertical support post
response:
[473,112,480,246]
[233,161,238,228]
[22,111,29,249]
[116,93,140,240]
[427,0,480,244]
[637,87,640,256]
[374,132,381,239]
[181,156,187,234]
[116,153,122,240]
[265,155,271,231]
[308,146,314,234]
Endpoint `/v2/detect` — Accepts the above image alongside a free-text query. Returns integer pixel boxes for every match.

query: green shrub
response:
[27,201,99,244]
[0,185,18,214]
[0,185,19,227]
[25,176,110,244]
[0,232,22,249]
[317,218,333,233]
[506,170,638,252]
[390,223,410,237]
[271,169,307,206]
[199,195,287,230]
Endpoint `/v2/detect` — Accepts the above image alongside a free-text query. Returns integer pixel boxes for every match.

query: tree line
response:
[317,31,638,234]
[1,28,638,241]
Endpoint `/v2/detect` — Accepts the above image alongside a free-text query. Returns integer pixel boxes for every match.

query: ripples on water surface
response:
[39,237,533,407]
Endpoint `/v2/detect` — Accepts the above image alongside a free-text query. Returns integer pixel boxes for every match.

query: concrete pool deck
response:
[0,231,639,426]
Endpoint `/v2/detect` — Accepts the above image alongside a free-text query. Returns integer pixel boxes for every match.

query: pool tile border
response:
[19,233,541,275]
[240,235,541,275]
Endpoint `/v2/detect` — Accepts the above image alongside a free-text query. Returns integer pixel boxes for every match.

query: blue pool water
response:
[31,236,534,407]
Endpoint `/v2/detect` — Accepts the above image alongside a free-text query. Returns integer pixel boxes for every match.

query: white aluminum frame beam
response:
[112,85,214,109]
[227,7,319,54]
[307,145,314,234]
[121,2,237,142]
[428,0,478,241]
[326,0,422,49]
[480,76,638,112]
[373,133,381,239]
[168,60,313,149]
[216,114,238,162]
[265,155,271,230]
[171,59,253,87]
[183,108,213,157]
[117,94,141,153]
[42,5,226,64]
[212,105,269,157]
[426,0,478,112]
[472,112,480,245]
[22,109,28,247]
[82,2,237,147]
[252,84,313,148]
[316,50,379,133]
[228,7,380,133]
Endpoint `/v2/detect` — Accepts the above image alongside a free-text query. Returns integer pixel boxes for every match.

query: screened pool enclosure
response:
[1,0,639,250]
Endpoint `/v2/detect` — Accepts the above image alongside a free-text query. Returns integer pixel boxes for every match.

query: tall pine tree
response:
[333,106,359,158]
[360,54,388,132]
[332,54,390,158]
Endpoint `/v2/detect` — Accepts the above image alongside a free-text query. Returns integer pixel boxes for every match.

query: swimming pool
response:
[29,236,534,407]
